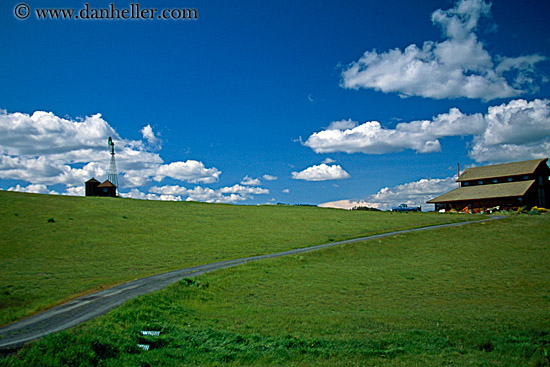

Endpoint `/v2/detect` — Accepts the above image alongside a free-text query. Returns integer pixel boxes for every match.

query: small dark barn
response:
[96,180,117,197]
[428,158,550,213]
[85,178,100,196]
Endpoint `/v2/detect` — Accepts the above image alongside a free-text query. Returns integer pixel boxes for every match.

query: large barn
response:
[427,158,550,213]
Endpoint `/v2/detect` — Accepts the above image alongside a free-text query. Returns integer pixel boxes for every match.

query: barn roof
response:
[427,180,535,203]
[97,180,116,188]
[457,158,548,182]
[86,177,100,183]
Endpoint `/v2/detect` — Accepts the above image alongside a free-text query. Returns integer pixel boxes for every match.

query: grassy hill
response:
[0,190,480,326]
[2,208,549,366]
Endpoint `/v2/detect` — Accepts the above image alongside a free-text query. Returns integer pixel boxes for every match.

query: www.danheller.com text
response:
[16,2,198,20]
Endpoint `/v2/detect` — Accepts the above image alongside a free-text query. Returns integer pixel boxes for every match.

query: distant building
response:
[427,158,550,213]
[96,180,117,197]
[85,178,100,196]
[85,178,117,198]
[84,137,119,198]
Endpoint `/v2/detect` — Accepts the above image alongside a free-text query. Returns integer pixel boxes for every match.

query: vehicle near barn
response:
[392,204,421,212]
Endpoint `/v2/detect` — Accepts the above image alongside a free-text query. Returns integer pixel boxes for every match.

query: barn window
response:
[492,179,498,183]
[523,175,529,180]
[508,177,513,182]
[478,180,484,185]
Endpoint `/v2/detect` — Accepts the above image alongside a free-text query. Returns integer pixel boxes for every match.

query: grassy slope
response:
[0,190,479,325]
[3,214,548,366]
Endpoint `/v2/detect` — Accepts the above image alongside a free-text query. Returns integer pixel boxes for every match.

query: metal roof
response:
[427,180,535,203]
[97,180,116,188]
[457,158,548,182]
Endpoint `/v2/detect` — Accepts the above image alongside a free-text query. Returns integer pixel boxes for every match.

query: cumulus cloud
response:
[341,0,546,100]
[147,183,269,203]
[140,124,162,150]
[366,176,458,209]
[7,183,57,195]
[469,99,550,162]
[0,109,274,204]
[262,174,278,181]
[304,107,484,154]
[64,186,84,196]
[327,119,358,130]
[0,111,117,157]
[320,176,459,211]
[123,188,183,202]
[219,184,269,196]
[184,186,246,203]
[318,199,381,210]
[0,109,221,196]
[291,164,351,181]
[304,99,550,163]
[240,175,261,186]
[154,161,220,184]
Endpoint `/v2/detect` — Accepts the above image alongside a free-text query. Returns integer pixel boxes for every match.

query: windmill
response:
[107,137,119,191]
[84,137,119,197]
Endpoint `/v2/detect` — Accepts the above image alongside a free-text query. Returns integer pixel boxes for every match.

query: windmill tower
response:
[107,137,119,190]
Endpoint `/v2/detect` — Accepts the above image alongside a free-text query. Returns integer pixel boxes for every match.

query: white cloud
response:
[0,109,221,195]
[304,99,550,163]
[318,199,381,210]
[367,176,458,209]
[123,188,182,202]
[63,186,84,196]
[327,119,357,130]
[0,111,117,156]
[469,99,550,162]
[322,157,336,164]
[186,186,243,203]
[7,183,56,195]
[262,174,278,181]
[154,161,220,184]
[219,184,269,196]
[282,188,290,193]
[291,164,350,181]
[240,175,261,186]
[140,124,161,150]
[304,108,483,154]
[0,109,273,204]
[148,183,269,203]
[147,185,189,196]
[320,176,458,211]
[341,0,546,101]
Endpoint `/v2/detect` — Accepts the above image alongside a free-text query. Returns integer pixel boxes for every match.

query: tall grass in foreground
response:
[3,214,548,366]
[0,190,480,325]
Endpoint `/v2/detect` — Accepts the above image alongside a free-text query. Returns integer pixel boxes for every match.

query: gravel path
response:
[0,216,504,350]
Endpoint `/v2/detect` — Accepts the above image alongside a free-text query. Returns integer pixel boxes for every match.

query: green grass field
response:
[2,211,548,366]
[0,190,480,326]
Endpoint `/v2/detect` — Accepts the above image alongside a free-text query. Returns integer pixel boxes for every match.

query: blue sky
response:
[1,0,549,209]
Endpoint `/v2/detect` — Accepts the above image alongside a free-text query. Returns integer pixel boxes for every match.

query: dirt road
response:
[0,216,504,350]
